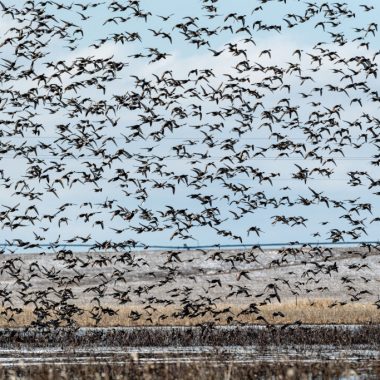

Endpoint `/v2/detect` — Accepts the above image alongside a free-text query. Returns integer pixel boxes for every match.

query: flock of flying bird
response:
[0,0,378,328]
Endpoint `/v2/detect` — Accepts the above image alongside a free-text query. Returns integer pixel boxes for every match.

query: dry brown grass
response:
[0,298,379,327]
[260,298,380,325]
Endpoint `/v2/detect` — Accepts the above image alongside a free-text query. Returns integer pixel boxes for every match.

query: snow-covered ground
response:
[0,246,378,307]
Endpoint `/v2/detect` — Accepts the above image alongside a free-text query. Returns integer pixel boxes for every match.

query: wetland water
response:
[1,345,379,366]
[0,345,378,380]
[0,326,378,379]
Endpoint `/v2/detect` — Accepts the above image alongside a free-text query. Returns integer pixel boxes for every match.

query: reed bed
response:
[0,325,379,347]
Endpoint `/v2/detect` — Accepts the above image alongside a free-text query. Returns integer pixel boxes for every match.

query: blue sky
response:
[0,0,379,251]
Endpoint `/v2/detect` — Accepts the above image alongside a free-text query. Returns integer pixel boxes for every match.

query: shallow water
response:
[0,326,378,379]
[0,344,378,366]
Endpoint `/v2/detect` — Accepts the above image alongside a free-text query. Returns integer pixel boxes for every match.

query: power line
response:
[0,136,372,141]
[0,155,376,161]
[1,240,379,251]
[0,176,360,181]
